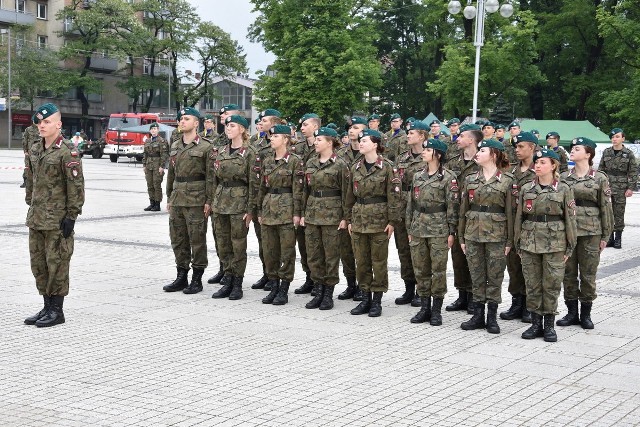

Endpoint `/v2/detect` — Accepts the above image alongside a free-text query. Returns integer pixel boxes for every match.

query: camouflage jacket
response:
[510,162,536,212]
[551,146,569,173]
[200,129,219,140]
[170,129,182,144]
[446,152,480,192]
[395,150,428,215]
[257,151,304,225]
[598,146,638,192]
[211,144,258,215]
[346,155,402,233]
[22,124,40,153]
[384,129,407,163]
[166,136,213,207]
[302,152,350,226]
[503,138,518,165]
[143,135,169,167]
[445,134,461,162]
[337,144,363,168]
[25,136,85,230]
[560,169,614,239]
[406,167,459,238]
[515,179,578,257]
[458,170,515,246]
[290,139,316,164]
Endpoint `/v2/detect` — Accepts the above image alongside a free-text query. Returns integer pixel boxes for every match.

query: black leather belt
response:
[221,180,246,188]
[268,187,292,194]
[416,204,446,214]
[606,171,627,176]
[470,204,503,213]
[524,214,562,222]
[176,174,205,182]
[312,189,341,198]
[575,200,598,208]
[356,196,387,205]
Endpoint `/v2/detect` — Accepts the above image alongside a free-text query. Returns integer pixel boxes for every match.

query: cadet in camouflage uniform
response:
[256,125,304,305]
[142,123,169,212]
[545,132,568,173]
[384,114,407,163]
[503,121,521,165]
[200,114,219,140]
[458,140,514,334]
[163,107,213,295]
[429,120,455,162]
[558,137,613,330]
[301,127,350,310]
[445,118,462,161]
[598,128,638,249]
[481,122,495,141]
[516,148,578,342]
[21,119,41,188]
[495,124,506,142]
[346,129,401,317]
[406,138,458,326]
[210,115,258,301]
[24,103,85,328]
[445,124,482,314]
[368,113,388,147]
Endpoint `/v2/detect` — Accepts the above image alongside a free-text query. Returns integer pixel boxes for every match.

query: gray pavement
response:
[1,149,639,427]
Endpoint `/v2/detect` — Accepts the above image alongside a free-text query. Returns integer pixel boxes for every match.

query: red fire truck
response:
[103,112,175,162]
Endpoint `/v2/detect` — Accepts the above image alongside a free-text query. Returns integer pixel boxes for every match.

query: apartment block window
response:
[37,3,47,19]
[16,0,26,13]
[37,35,47,49]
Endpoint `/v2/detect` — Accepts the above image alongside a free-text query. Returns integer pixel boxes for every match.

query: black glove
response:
[60,218,75,238]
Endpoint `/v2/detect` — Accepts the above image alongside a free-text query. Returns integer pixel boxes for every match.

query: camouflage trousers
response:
[29,228,74,296]
[451,237,472,292]
[296,226,309,273]
[506,250,526,296]
[352,231,389,292]
[262,223,296,281]
[305,224,340,286]
[563,235,600,303]
[393,218,416,283]
[409,236,448,298]
[339,229,356,280]
[169,206,208,270]
[214,213,249,277]
[521,250,564,315]
[611,191,627,231]
[144,162,164,202]
[465,241,507,304]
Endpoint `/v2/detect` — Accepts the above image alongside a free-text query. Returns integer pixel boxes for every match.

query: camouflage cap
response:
[447,118,461,126]
[220,104,240,114]
[546,131,560,139]
[350,116,368,126]
[389,113,402,122]
[225,114,249,128]
[34,103,59,122]
[179,106,201,119]
[423,138,448,154]
[261,108,282,118]
[269,124,292,135]
[407,120,429,131]
[149,122,159,129]
[535,147,560,161]
[571,136,596,149]
[478,139,505,151]
[609,127,624,137]
[459,124,482,133]
[358,129,382,140]
[299,113,320,124]
[314,127,339,138]
[513,131,539,145]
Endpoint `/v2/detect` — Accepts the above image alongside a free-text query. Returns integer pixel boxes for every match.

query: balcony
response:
[0,8,36,25]
[89,54,118,72]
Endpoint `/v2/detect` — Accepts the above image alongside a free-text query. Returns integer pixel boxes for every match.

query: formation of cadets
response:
[21,102,638,338]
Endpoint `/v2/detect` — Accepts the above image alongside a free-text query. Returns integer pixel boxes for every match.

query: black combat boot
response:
[614,231,622,249]
[319,285,335,310]
[460,302,486,330]
[446,289,468,312]
[294,272,314,294]
[262,279,280,304]
[24,295,50,325]
[430,297,444,326]
[580,302,594,329]
[272,281,290,305]
[521,313,544,339]
[183,268,204,294]
[338,277,357,300]
[606,232,614,247]
[500,294,523,320]
[411,291,421,307]
[556,300,580,326]
[150,200,161,212]
[395,281,416,305]
[353,286,365,302]
[207,263,224,284]
[466,292,474,314]
[305,283,324,309]
[350,291,372,315]
[251,274,269,290]
[211,274,233,298]
[543,314,557,342]
[144,198,155,211]
[163,267,189,292]
[368,292,383,317]
[35,296,65,327]
[521,296,532,323]
[486,302,500,334]
[228,276,244,300]
[410,296,431,324]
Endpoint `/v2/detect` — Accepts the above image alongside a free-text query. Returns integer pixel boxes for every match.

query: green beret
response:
[299,113,320,124]
[546,131,559,139]
[326,123,338,130]
[478,139,505,151]
[535,148,560,161]
[407,120,428,131]
[287,122,296,128]
[447,118,461,126]
[389,113,402,121]
[495,124,505,130]
[269,125,291,135]
[423,138,448,154]
[368,114,381,121]
[482,121,495,129]
[179,106,201,119]
[220,104,240,113]
[429,120,441,126]
[571,136,596,149]
[350,116,368,126]
[358,129,382,140]
[405,117,416,125]
[459,124,482,133]
[149,123,159,129]
[262,108,281,118]
[508,121,520,129]
[314,127,338,138]
[530,129,540,135]
[34,103,59,122]
[340,131,348,138]
[475,119,487,126]
[204,114,214,121]
[32,113,39,124]
[225,114,249,128]
[609,128,624,137]
[254,118,259,124]
[513,131,539,145]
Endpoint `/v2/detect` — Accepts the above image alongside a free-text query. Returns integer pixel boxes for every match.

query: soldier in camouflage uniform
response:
[558,137,613,330]
[21,119,41,188]
[406,138,458,326]
[445,124,482,314]
[516,148,578,342]
[301,127,350,310]
[163,107,213,295]
[142,123,169,212]
[384,114,407,163]
[495,124,506,143]
[503,121,521,165]
[24,103,85,328]
[210,115,258,301]
[545,132,568,173]
[598,128,638,249]
[200,114,219,140]
[481,122,495,141]
[458,139,514,334]
[445,118,462,161]
[256,125,304,305]
[346,129,401,317]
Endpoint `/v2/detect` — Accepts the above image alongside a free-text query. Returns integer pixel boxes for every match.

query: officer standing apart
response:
[598,128,637,249]
[143,123,169,212]
[163,107,213,295]
[516,149,577,342]
[24,103,85,327]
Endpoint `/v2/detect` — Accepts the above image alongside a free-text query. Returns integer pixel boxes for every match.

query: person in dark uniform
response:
[384,114,407,163]
[142,123,169,212]
[200,114,219,140]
